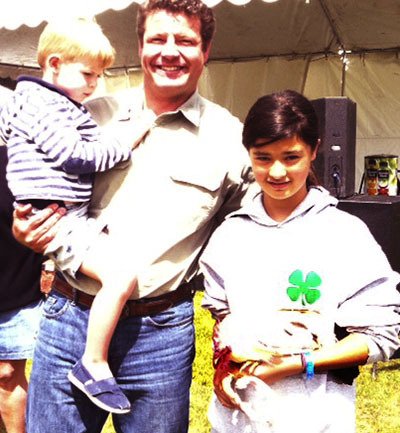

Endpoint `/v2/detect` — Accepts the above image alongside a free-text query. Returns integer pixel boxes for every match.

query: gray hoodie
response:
[201,186,400,362]
[200,186,400,433]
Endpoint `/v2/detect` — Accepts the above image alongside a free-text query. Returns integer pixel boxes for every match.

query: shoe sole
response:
[68,371,131,414]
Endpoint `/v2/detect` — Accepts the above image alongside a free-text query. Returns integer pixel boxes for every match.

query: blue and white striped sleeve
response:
[30,97,131,175]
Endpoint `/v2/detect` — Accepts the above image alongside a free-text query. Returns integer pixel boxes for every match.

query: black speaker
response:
[338,194,400,273]
[311,97,357,199]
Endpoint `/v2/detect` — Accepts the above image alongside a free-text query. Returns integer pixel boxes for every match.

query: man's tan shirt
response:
[75,88,253,298]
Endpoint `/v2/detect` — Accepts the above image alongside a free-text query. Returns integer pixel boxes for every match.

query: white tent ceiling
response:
[0,0,400,190]
[0,0,399,77]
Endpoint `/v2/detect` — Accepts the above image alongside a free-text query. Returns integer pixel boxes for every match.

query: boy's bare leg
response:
[78,242,138,380]
[67,235,135,413]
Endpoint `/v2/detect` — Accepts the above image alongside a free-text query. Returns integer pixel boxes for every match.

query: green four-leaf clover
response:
[286,269,322,306]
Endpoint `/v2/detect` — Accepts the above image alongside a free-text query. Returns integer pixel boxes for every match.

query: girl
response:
[199,90,400,433]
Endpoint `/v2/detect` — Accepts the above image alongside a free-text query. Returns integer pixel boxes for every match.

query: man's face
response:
[139,10,210,103]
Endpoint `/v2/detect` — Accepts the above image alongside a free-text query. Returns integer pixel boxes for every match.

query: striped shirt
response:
[0,76,131,203]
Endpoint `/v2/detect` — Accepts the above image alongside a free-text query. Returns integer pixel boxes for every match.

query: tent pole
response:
[317,0,344,49]
[300,56,311,95]
[340,61,346,96]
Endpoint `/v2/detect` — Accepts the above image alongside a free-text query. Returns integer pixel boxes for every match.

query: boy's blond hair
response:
[37,18,115,70]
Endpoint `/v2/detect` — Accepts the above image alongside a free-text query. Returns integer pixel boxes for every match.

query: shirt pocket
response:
[170,167,222,192]
[169,166,225,225]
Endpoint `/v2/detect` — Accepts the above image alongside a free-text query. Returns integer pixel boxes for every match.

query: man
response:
[13,1,253,432]
[0,144,43,433]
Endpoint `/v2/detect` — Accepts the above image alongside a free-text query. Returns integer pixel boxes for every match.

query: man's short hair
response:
[37,18,115,70]
[137,0,216,52]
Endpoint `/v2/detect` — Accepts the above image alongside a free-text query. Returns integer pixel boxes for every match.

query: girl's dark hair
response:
[242,89,320,186]
[137,0,215,52]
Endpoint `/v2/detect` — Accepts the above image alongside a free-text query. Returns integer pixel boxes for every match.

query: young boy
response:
[0,18,145,414]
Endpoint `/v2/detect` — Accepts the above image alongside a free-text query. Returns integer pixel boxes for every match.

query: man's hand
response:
[12,203,66,253]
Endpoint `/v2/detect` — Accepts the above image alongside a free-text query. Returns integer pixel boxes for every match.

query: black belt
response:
[52,275,195,318]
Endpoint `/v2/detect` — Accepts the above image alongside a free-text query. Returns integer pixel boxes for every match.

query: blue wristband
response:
[301,352,315,380]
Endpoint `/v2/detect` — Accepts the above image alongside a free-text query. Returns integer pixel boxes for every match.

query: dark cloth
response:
[331,324,360,384]
[0,146,43,312]
[18,198,66,209]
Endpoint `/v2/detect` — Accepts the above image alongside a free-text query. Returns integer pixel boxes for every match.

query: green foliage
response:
[356,359,400,433]
[189,291,214,433]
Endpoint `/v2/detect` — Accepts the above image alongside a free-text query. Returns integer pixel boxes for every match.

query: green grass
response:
[189,290,214,433]
[3,292,399,433]
[357,359,400,433]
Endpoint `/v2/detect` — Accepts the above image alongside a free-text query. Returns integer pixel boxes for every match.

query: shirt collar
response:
[115,87,202,128]
[177,92,201,127]
[144,91,202,127]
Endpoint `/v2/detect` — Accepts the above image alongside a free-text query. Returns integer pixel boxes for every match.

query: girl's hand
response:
[213,350,243,409]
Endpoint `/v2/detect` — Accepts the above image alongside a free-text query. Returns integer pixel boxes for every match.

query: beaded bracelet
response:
[301,352,315,380]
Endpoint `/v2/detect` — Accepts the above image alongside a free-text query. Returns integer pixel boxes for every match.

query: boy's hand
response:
[12,203,66,253]
[131,114,155,150]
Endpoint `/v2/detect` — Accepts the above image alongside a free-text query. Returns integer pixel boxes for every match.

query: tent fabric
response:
[0,0,400,193]
[2,0,400,74]
[0,0,138,30]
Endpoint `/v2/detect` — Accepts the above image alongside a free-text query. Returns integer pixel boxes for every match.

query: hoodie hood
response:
[229,186,338,227]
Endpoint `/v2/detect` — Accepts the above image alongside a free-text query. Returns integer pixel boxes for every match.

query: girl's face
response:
[249,135,318,221]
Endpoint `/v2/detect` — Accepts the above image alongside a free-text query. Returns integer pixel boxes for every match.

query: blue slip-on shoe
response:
[68,359,131,414]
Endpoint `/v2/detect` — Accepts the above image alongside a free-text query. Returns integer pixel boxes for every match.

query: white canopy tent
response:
[0,0,399,187]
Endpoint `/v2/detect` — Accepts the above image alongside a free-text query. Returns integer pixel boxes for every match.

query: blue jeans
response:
[0,299,42,360]
[27,291,195,433]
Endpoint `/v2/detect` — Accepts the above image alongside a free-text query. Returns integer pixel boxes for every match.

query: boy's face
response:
[51,59,104,103]
[139,10,210,104]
